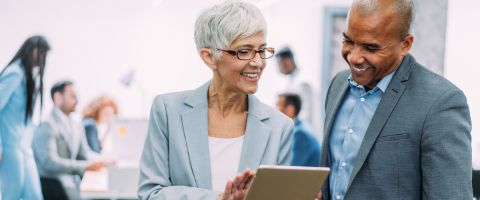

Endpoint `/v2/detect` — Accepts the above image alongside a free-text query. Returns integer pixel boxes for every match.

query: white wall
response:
[0,0,478,165]
[445,0,480,167]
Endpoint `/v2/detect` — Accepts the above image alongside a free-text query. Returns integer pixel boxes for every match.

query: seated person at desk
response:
[82,96,118,153]
[276,93,321,167]
[138,1,294,200]
[33,80,108,200]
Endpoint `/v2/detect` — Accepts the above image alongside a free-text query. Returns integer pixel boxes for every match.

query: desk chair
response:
[474,169,480,199]
[41,177,69,200]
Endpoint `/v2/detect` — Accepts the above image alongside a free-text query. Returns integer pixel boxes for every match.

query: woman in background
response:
[82,95,118,153]
[0,35,50,200]
[138,1,294,200]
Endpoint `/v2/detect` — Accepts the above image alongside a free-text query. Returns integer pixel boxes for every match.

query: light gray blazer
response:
[32,109,94,200]
[138,81,294,200]
[321,54,472,200]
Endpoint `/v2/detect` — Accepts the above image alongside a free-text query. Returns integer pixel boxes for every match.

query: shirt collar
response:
[347,70,396,93]
[53,106,71,124]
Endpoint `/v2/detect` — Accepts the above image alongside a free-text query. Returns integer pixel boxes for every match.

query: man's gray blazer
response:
[138,81,294,200]
[321,54,472,200]
[32,109,94,200]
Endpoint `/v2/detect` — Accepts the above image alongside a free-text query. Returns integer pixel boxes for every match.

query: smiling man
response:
[320,0,472,199]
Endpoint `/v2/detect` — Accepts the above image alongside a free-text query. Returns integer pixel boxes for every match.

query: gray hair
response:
[194,0,267,59]
[351,0,414,38]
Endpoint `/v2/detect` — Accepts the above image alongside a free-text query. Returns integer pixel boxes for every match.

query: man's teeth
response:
[352,66,367,72]
[241,73,258,78]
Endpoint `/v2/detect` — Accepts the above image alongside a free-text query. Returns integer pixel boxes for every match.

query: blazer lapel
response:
[346,54,416,189]
[238,95,271,172]
[321,73,349,199]
[181,81,212,189]
[181,82,273,186]
[321,73,350,167]
[51,110,74,158]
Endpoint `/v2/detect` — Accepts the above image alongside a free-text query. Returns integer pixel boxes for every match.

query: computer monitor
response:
[110,118,148,162]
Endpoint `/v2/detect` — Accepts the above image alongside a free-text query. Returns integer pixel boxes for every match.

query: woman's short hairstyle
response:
[194,0,267,59]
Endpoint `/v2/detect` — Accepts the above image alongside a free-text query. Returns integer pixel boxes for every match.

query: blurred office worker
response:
[0,35,50,200]
[82,96,119,153]
[277,93,320,167]
[275,47,315,125]
[138,1,294,199]
[320,0,472,199]
[32,80,107,200]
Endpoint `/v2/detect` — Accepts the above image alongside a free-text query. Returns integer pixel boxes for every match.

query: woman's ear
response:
[199,48,217,70]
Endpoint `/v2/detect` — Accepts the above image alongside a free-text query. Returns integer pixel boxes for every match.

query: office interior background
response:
[1,0,479,195]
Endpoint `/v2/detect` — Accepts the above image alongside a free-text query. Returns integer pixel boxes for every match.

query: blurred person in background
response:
[82,96,119,154]
[32,80,109,200]
[138,1,294,199]
[275,47,315,128]
[0,35,50,200]
[277,93,320,167]
[275,46,297,76]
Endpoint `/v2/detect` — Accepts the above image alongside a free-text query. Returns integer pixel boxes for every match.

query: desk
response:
[81,191,137,200]
[80,164,139,200]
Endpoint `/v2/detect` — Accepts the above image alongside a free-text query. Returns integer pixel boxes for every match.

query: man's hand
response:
[315,191,323,200]
[217,169,255,200]
[85,162,107,171]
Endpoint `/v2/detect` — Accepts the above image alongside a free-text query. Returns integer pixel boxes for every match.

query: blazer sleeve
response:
[421,88,472,199]
[77,126,101,161]
[277,119,294,165]
[0,66,23,155]
[138,96,220,200]
[32,121,90,176]
[83,120,102,153]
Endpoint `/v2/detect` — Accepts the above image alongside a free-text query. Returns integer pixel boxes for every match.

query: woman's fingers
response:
[223,180,234,198]
[236,169,254,189]
[242,173,254,190]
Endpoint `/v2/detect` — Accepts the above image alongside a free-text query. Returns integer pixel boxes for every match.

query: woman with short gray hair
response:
[138,1,294,200]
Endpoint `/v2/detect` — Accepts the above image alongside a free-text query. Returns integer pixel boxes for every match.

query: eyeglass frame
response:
[216,47,275,60]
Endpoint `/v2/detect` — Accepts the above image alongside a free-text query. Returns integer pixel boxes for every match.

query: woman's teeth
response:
[241,73,258,79]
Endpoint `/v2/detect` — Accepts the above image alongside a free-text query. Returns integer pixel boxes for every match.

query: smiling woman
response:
[137,1,294,200]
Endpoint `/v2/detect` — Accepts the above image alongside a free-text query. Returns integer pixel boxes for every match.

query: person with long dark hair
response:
[0,35,50,200]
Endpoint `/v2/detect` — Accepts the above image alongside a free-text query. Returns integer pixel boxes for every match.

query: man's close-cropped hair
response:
[351,0,414,38]
[280,93,302,116]
[50,80,73,100]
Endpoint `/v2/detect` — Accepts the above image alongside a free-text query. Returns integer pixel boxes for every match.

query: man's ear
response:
[199,48,217,70]
[400,34,414,56]
[53,92,62,106]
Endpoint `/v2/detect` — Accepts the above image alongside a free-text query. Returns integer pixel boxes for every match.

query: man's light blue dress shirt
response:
[329,71,395,200]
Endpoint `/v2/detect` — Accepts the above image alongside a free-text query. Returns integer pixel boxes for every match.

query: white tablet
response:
[244,165,330,200]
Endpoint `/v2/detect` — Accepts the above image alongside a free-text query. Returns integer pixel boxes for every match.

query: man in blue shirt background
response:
[277,93,321,167]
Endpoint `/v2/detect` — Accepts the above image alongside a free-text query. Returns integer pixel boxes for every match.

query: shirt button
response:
[341,162,346,167]
[336,195,342,200]
[348,128,354,134]
[360,97,365,102]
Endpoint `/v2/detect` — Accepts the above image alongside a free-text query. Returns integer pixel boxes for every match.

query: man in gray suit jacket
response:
[33,80,107,200]
[320,0,472,200]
